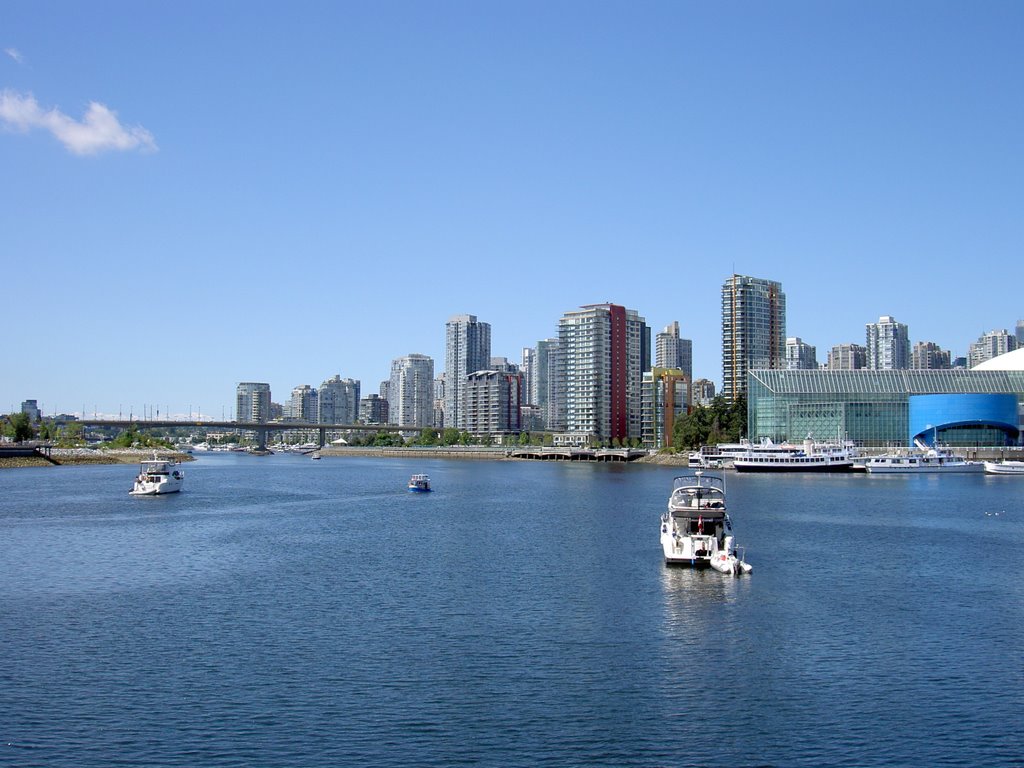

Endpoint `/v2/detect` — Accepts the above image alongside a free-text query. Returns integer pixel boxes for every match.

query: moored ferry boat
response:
[660,472,751,574]
[129,455,184,495]
[733,436,856,473]
[865,444,982,474]
[983,460,1024,475]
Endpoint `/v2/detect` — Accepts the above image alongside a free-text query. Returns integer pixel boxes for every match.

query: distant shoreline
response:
[0,448,195,469]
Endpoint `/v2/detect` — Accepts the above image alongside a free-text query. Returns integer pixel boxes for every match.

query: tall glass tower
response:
[721,275,786,400]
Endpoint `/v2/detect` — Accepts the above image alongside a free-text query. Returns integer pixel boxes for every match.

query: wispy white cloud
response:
[0,89,157,155]
[4,47,23,64]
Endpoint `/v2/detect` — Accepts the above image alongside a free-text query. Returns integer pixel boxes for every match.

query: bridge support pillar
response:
[319,427,326,448]
[255,427,268,451]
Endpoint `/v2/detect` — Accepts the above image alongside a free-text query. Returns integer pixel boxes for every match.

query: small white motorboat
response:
[983,460,1024,475]
[660,472,751,575]
[129,454,184,495]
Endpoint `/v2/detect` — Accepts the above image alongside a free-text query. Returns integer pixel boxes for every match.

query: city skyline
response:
[3,3,1022,417]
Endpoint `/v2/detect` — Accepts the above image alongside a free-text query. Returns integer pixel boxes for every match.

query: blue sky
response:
[3,1,1022,419]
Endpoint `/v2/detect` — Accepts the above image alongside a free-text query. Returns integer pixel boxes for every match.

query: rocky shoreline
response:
[0,448,195,469]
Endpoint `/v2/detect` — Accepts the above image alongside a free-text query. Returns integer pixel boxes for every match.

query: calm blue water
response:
[2,453,1022,767]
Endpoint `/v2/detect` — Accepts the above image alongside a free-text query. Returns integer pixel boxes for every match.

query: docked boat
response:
[660,472,751,574]
[129,455,184,496]
[983,460,1024,475]
[408,474,431,492]
[733,436,856,473]
[865,440,982,474]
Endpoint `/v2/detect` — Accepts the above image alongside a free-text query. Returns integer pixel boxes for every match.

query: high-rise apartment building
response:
[1017,320,1024,348]
[640,368,689,449]
[785,337,817,369]
[866,315,910,370]
[828,343,867,370]
[464,370,522,436]
[236,382,271,423]
[388,354,435,428]
[691,378,716,406]
[444,314,491,431]
[558,303,648,443]
[287,385,318,421]
[521,347,536,404]
[655,321,693,383]
[318,376,360,424]
[535,338,561,431]
[912,342,951,370]
[969,329,1018,368]
[722,274,786,400]
[359,394,389,425]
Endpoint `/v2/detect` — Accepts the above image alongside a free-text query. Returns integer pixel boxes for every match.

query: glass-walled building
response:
[748,369,1024,447]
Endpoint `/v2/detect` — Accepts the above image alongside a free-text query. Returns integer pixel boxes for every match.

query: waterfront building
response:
[827,343,867,370]
[952,356,968,369]
[388,354,434,428]
[20,399,41,423]
[534,338,561,431]
[287,385,318,421]
[866,315,910,370]
[464,369,521,437]
[968,329,1018,369]
[318,376,360,425]
[519,404,543,432]
[786,337,817,369]
[445,314,491,431]
[692,378,716,406]
[1017,320,1024,348]
[912,342,951,370]
[656,321,693,383]
[722,274,786,400]
[359,394,389,425]
[640,367,689,449]
[521,347,537,405]
[558,303,648,443]
[433,374,446,429]
[747,367,1024,447]
[236,382,271,423]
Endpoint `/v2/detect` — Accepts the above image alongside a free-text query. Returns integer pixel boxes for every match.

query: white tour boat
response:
[408,474,432,492]
[660,472,751,575]
[865,441,982,474]
[983,460,1024,475]
[733,436,856,473]
[129,455,184,495]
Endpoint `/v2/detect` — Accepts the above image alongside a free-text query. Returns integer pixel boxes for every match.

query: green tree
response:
[4,412,36,442]
[416,429,439,446]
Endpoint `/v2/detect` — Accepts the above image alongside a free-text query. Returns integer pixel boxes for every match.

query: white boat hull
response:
[866,463,983,474]
[129,478,182,495]
[984,461,1024,475]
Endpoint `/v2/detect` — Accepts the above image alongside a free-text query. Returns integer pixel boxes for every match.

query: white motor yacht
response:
[130,455,184,496]
[660,472,751,574]
[983,460,1024,475]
